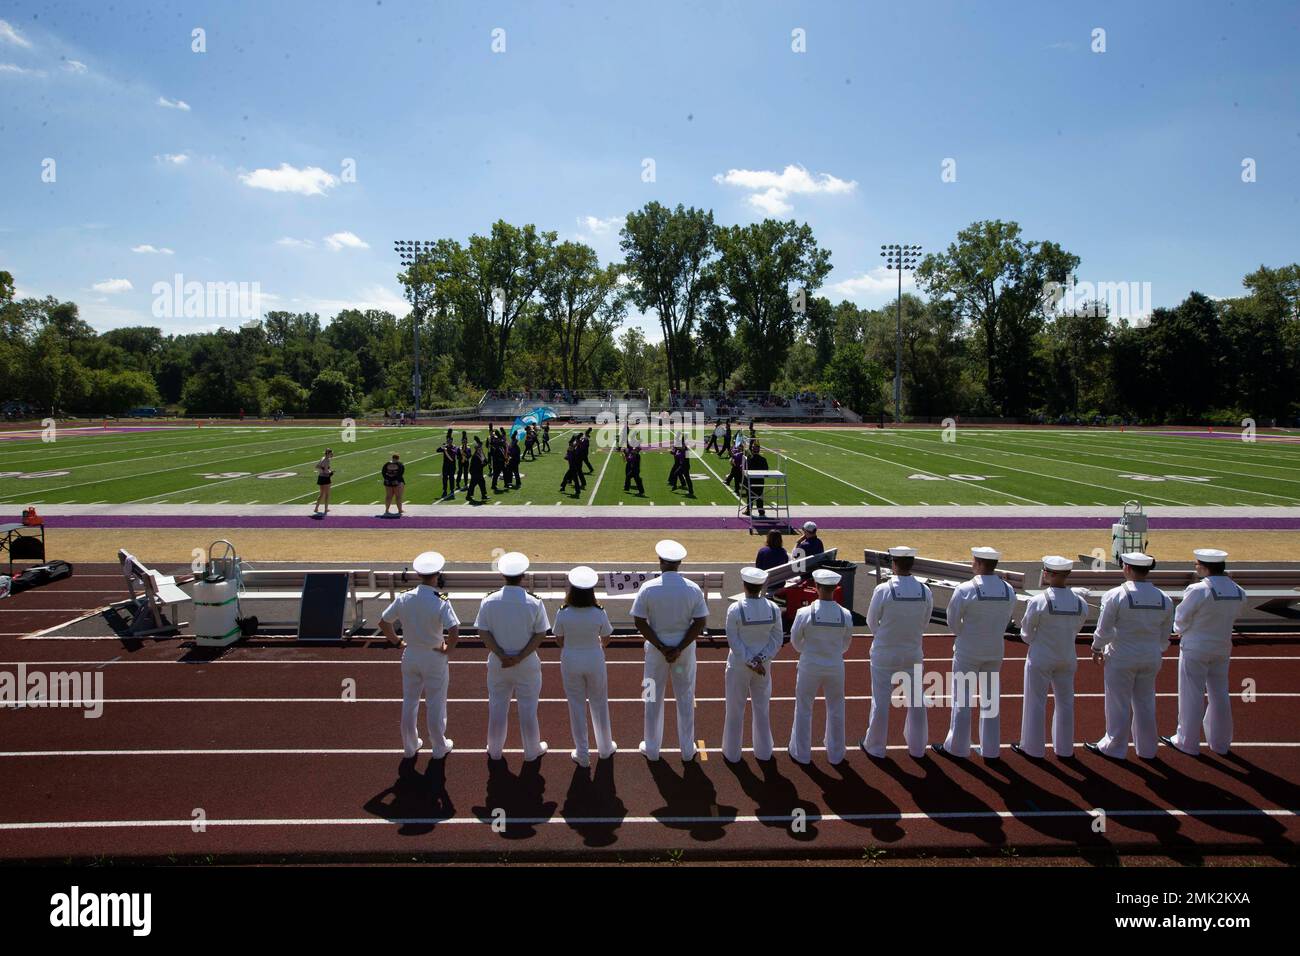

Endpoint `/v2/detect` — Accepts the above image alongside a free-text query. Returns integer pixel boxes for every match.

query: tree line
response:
[1,211,1297,424]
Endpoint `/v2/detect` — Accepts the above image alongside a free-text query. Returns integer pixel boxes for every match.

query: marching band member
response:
[862,546,932,760]
[554,566,617,767]
[1162,548,1243,756]
[1013,556,1088,759]
[1086,552,1174,761]
[475,552,550,762]
[722,567,783,763]
[378,551,458,759]
[788,568,854,765]
[936,546,1015,760]
[632,540,709,762]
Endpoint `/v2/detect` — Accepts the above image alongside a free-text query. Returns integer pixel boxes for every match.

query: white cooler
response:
[193,577,241,647]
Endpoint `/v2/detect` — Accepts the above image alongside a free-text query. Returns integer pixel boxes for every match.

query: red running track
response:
[0,568,1297,861]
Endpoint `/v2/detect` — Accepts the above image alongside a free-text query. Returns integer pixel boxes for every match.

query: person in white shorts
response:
[1013,556,1088,759]
[378,551,459,759]
[1162,548,1244,756]
[554,565,617,768]
[722,566,783,763]
[862,546,933,760]
[475,551,550,762]
[788,568,855,765]
[1087,552,1174,761]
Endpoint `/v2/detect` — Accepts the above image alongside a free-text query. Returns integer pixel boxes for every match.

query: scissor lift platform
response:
[739,468,793,535]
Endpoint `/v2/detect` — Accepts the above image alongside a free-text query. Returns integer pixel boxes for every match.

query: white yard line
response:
[585,444,616,506]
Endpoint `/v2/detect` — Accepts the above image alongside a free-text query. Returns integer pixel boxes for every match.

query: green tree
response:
[537,242,626,391]
[308,369,360,413]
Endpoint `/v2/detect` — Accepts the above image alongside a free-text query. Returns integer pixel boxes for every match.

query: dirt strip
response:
[32,528,1300,564]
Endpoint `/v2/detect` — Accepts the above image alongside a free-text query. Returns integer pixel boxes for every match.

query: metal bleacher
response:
[477,392,650,422]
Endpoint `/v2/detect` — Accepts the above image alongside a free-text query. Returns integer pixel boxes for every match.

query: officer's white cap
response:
[1193,548,1228,563]
[971,546,1001,561]
[498,551,530,576]
[655,539,687,562]
[1120,552,1154,568]
[812,568,841,586]
[802,521,818,532]
[1041,555,1073,572]
[567,565,599,589]
[887,546,917,558]
[412,551,446,575]
[740,566,768,585]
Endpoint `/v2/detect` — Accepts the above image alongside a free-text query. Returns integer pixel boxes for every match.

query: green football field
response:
[2,424,1300,508]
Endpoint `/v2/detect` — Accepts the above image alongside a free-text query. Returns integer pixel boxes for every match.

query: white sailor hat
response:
[812,568,841,586]
[567,565,599,589]
[498,551,530,576]
[412,551,446,575]
[802,521,818,532]
[655,539,688,562]
[1041,555,1073,572]
[887,545,917,558]
[740,566,768,585]
[1193,548,1228,563]
[1119,552,1154,568]
[971,546,1001,561]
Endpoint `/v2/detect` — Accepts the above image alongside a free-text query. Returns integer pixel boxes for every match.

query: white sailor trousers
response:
[943,653,1003,758]
[1170,651,1232,756]
[486,653,545,760]
[788,661,846,765]
[642,641,697,760]
[560,648,616,761]
[400,645,452,757]
[864,649,927,758]
[1096,657,1161,759]
[1019,657,1077,758]
[722,651,774,762]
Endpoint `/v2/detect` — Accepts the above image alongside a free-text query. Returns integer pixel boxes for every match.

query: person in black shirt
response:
[579,427,594,475]
[524,424,538,461]
[623,441,644,495]
[722,420,732,458]
[437,429,458,499]
[744,442,769,517]
[489,429,506,492]
[456,431,470,489]
[560,435,583,495]
[466,436,488,502]
[725,443,745,494]
[381,453,405,516]
[541,421,550,453]
[502,434,522,488]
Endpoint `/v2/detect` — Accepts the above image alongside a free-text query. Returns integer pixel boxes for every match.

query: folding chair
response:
[118,549,191,636]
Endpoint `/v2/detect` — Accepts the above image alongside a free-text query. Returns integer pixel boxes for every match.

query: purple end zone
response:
[40,513,1300,531]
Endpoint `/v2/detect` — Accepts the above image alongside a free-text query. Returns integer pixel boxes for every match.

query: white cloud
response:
[276,237,314,248]
[158,96,191,111]
[578,215,622,235]
[91,278,134,294]
[295,285,410,317]
[323,231,369,251]
[0,19,31,49]
[131,244,174,255]
[713,163,857,214]
[0,62,44,77]
[63,59,88,74]
[155,152,189,165]
[828,267,913,300]
[239,163,337,196]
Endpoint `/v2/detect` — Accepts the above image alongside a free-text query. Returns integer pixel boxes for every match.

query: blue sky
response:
[1,0,1297,337]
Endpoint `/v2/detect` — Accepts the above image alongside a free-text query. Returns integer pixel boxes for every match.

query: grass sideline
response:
[2,424,1300,508]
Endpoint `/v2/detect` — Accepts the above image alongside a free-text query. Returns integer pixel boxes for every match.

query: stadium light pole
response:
[881,243,922,424]
[394,240,438,420]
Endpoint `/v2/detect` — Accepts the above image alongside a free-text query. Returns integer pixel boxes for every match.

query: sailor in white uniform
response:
[475,551,550,762]
[862,546,933,759]
[379,551,459,758]
[936,546,1015,760]
[1162,548,1244,756]
[1086,552,1174,761]
[788,568,855,765]
[632,539,709,762]
[553,565,617,767]
[1013,556,1088,759]
[722,566,784,763]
